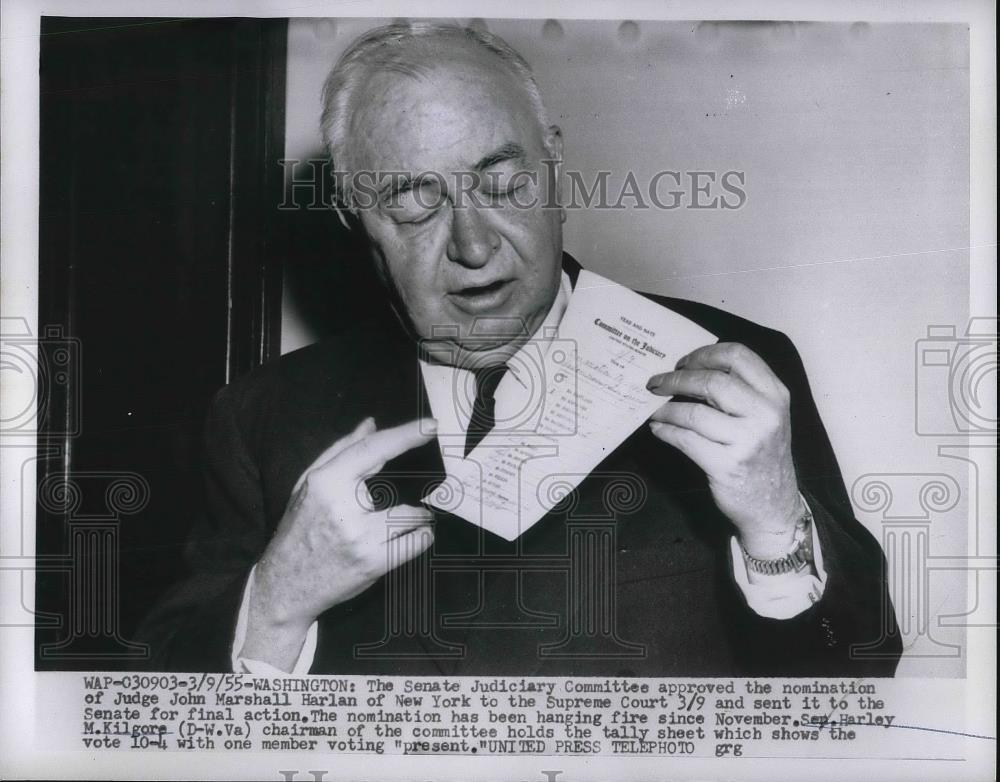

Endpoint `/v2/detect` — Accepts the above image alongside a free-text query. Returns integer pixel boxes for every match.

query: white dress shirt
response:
[233,272,826,673]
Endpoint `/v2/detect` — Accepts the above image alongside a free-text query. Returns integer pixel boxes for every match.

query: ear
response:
[332,202,355,231]
[542,124,564,210]
[543,124,564,171]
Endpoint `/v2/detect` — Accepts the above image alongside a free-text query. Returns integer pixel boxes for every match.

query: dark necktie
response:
[464,364,508,457]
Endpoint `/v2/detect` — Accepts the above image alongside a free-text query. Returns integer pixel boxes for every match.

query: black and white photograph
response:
[1,1,995,780]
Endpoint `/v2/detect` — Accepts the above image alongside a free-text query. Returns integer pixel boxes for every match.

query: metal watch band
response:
[741,505,815,576]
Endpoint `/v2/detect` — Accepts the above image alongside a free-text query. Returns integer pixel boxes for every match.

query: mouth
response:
[448,279,516,313]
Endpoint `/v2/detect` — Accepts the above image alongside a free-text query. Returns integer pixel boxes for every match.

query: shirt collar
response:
[419,271,573,439]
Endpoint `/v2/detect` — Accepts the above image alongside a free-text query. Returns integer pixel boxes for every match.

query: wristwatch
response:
[741,504,815,576]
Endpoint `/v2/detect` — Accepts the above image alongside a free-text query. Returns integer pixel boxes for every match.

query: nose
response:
[445,203,500,268]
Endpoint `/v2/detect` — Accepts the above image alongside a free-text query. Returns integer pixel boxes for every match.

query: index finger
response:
[292,416,377,494]
[676,342,782,397]
[340,418,439,480]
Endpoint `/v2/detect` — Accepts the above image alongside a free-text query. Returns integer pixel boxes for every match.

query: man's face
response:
[349,46,564,369]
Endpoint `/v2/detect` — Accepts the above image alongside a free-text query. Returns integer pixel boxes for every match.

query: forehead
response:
[348,46,541,173]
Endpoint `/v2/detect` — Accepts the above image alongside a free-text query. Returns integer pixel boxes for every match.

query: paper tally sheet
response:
[422,270,715,541]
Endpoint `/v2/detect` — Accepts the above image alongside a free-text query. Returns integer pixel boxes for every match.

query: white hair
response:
[320,21,549,211]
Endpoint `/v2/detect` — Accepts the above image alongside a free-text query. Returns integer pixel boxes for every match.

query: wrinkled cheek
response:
[392,264,453,336]
[401,286,442,331]
[375,231,444,314]
[507,202,561,250]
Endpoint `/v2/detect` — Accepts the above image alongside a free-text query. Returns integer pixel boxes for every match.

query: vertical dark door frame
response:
[225,18,287,381]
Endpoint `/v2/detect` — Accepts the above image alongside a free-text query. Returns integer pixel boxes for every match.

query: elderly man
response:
[140,22,901,676]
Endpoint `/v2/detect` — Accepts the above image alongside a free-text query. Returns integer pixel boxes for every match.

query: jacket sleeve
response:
[728,332,903,677]
[133,383,269,671]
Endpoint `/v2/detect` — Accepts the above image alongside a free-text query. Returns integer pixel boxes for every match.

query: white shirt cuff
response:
[730,497,827,620]
[231,564,318,674]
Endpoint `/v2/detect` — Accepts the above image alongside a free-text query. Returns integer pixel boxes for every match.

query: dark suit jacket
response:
[138,254,902,676]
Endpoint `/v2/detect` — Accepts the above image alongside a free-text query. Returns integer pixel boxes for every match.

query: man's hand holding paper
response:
[646,343,805,559]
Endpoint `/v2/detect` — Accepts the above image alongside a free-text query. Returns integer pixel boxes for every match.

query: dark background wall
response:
[35,17,287,669]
